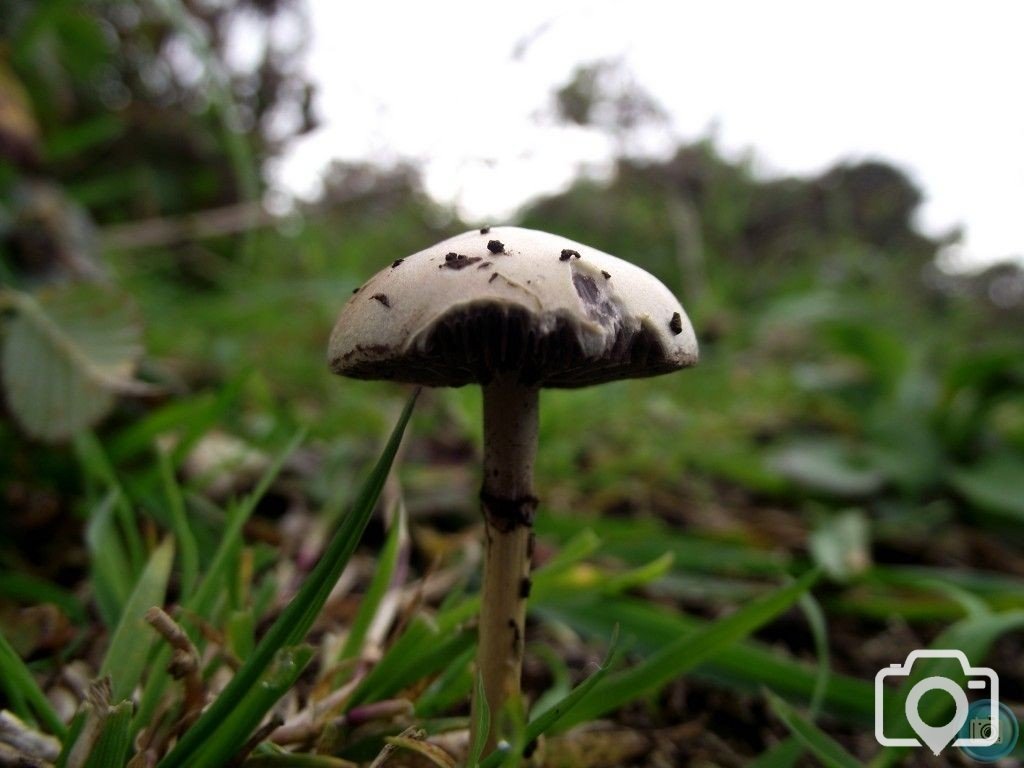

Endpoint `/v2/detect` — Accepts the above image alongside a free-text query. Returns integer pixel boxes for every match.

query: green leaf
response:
[0,285,150,442]
[766,690,863,768]
[525,645,571,722]
[809,510,871,581]
[159,448,200,596]
[555,570,821,728]
[414,644,475,719]
[0,571,86,624]
[951,453,1024,522]
[81,700,134,768]
[767,439,885,497]
[467,674,490,768]
[188,645,315,768]
[537,590,876,723]
[535,516,788,578]
[109,372,248,463]
[188,430,305,621]
[75,431,145,576]
[44,114,123,162]
[339,500,406,662]
[130,430,303,739]
[871,564,1024,612]
[158,390,419,768]
[100,537,175,701]
[227,609,256,661]
[522,630,618,737]
[348,619,475,709]
[54,710,87,768]
[799,593,831,718]
[85,491,133,626]
[600,552,674,594]
[0,628,67,738]
[750,737,804,768]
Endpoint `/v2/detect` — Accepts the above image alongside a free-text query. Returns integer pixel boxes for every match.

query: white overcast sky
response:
[268,1,1023,268]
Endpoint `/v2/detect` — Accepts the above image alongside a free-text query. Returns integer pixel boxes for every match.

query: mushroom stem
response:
[473,377,539,754]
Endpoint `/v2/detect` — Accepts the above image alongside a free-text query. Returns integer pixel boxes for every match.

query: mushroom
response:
[327,226,698,751]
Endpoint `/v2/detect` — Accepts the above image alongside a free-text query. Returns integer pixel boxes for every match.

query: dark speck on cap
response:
[480,226,491,234]
[559,249,581,261]
[372,293,391,308]
[669,312,683,335]
[441,252,481,270]
[487,240,505,254]
[601,270,611,279]
[391,258,404,268]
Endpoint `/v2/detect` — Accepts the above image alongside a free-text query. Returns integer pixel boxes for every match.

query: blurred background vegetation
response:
[2,2,1024,766]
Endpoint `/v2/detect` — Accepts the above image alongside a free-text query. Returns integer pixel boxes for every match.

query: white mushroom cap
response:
[328,226,698,388]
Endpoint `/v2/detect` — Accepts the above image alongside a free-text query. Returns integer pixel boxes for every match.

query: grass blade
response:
[130,435,300,739]
[467,674,490,768]
[536,590,875,722]
[767,690,863,768]
[348,621,475,709]
[0,571,86,623]
[339,500,406,662]
[414,644,475,718]
[74,431,145,574]
[0,629,67,738]
[158,390,418,768]
[188,646,315,768]
[557,569,820,728]
[85,491,132,626]
[480,630,621,768]
[750,737,804,767]
[158,447,200,596]
[799,592,831,718]
[100,537,175,701]
[188,429,305,620]
[81,700,134,768]
[134,432,303,737]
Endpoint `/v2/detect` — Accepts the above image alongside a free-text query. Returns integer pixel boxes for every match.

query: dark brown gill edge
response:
[331,303,694,387]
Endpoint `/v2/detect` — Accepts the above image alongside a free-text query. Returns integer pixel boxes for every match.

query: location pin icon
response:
[905,677,969,755]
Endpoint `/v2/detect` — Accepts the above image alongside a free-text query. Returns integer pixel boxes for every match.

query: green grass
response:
[3,95,1024,767]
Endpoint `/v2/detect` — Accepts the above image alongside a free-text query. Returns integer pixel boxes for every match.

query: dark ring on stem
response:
[480,488,539,531]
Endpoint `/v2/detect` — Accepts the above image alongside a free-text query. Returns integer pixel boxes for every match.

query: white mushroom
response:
[328,226,697,752]
[330,227,696,386]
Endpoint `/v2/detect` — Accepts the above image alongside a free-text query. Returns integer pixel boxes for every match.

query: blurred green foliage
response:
[2,7,1024,765]
[1,0,313,224]
[2,1,1024,602]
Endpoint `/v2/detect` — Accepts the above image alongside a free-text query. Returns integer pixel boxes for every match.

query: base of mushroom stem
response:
[473,517,534,752]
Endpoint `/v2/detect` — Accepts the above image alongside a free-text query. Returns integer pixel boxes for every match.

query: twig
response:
[268,673,364,746]
[125,748,158,768]
[666,191,706,305]
[367,726,426,768]
[0,740,51,767]
[0,710,60,762]
[0,711,58,760]
[101,202,276,251]
[145,608,205,724]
